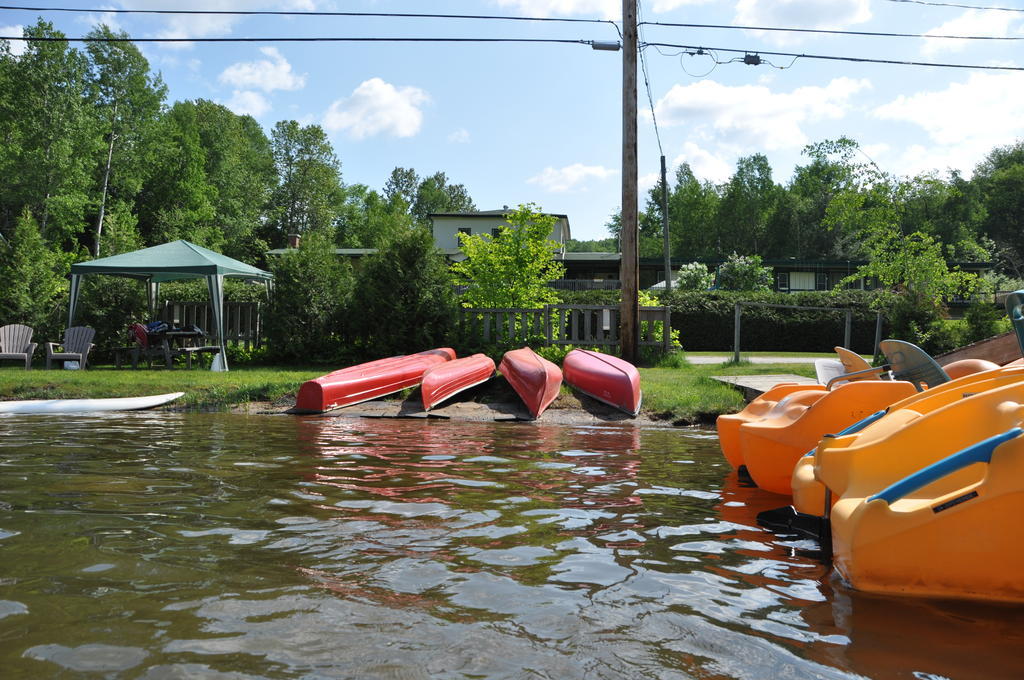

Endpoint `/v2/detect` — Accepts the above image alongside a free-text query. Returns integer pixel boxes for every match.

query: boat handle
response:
[803,409,889,457]
[826,364,891,390]
[867,427,1023,505]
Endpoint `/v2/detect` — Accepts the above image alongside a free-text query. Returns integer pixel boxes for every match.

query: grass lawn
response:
[0,357,816,424]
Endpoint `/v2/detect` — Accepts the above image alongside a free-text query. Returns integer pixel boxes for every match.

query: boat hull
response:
[562,349,641,416]
[499,347,562,419]
[421,353,495,410]
[295,348,455,413]
[0,392,185,414]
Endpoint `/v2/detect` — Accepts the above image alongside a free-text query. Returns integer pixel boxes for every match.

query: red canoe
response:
[294,348,455,413]
[421,353,496,410]
[499,347,562,419]
[562,349,642,416]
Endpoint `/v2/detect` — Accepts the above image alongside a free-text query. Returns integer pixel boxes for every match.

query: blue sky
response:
[2,0,1023,241]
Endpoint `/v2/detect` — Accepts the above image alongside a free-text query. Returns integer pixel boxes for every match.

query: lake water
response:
[1,412,1022,679]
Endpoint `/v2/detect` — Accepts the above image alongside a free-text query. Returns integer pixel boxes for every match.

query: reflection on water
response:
[0,413,1022,679]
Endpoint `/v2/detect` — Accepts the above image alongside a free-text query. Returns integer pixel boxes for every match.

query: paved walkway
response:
[687,355,820,364]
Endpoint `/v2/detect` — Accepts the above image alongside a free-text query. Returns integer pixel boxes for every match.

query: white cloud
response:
[323,78,430,140]
[224,90,270,118]
[672,142,732,183]
[527,163,616,192]
[734,0,870,45]
[653,77,869,150]
[494,0,620,20]
[638,172,659,192]
[448,128,471,143]
[873,72,1024,175]
[219,47,306,92]
[650,0,715,11]
[921,10,1015,56]
[122,0,318,49]
[0,25,25,56]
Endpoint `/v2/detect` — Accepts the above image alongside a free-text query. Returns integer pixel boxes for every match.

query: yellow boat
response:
[740,380,917,496]
[717,383,826,470]
[831,419,1024,602]
[792,365,1024,516]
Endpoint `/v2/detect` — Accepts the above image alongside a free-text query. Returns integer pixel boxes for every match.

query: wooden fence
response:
[458,305,672,352]
[157,301,263,349]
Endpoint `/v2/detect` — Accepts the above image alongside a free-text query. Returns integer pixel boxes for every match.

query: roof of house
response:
[429,209,570,219]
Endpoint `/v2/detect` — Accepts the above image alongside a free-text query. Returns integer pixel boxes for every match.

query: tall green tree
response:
[451,204,565,308]
[974,141,1024,277]
[713,154,777,255]
[267,120,344,244]
[0,21,94,244]
[411,171,476,226]
[85,25,166,256]
[0,209,69,334]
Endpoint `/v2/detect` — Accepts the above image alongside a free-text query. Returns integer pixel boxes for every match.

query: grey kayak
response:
[0,392,185,414]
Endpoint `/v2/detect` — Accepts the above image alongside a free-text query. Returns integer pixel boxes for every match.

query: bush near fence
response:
[661,289,887,353]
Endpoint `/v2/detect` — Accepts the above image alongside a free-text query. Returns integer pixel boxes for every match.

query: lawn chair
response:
[0,324,37,369]
[46,326,96,369]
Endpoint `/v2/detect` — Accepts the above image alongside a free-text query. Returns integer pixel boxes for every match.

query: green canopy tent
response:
[68,240,273,371]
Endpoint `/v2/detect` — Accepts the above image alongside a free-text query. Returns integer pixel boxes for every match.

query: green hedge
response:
[660,289,888,353]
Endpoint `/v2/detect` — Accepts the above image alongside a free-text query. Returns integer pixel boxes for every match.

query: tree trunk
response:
[94,102,118,257]
[93,131,115,257]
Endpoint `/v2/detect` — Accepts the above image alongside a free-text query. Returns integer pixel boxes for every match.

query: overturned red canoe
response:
[421,353,496,410]
[295,348,455,413]
[499,347,562,419]
[563,349,642,416]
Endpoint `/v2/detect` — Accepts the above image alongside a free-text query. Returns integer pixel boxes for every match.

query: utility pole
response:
[619,0,639,363]
[661,154,671,293]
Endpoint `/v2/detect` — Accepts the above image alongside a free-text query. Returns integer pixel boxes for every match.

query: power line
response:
[640,21,1024,41]
[643,41,1024,71]
[883,0,1024,12]
[1,34,597,46]
[637,0,663,157]
[0,5,619,28]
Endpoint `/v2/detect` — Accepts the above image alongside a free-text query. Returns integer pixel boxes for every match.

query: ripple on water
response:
[2,414,1023,680]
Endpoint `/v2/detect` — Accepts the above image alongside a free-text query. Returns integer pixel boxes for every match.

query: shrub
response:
[675,262,714,291]
[265,228,351,363]
[715,253,772,291]
[348,227,456,356]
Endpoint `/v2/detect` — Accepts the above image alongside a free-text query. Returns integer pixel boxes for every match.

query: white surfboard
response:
[0,392,185,414]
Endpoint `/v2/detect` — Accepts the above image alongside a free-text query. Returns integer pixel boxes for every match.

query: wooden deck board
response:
[713,374,818,402]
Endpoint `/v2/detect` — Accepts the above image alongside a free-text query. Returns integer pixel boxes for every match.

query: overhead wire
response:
[883,0,1024,12]
[636,0,663,157]
[0,35,601,46]
[639,21,1024,41]
[642,42,1024,71]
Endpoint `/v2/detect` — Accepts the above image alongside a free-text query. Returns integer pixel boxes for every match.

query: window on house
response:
[790,272,815,290]
[816,272,829,291]
[491,228,501,238]
[458,227,472,241]
[776,272,790,292]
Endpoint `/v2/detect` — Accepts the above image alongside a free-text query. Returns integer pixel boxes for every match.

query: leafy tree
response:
[0,21,94,244]
[349,227,455,355]
[267,120,344,244]
[383,166,419,209]
[675,262,714,291]
[715,253,772,291]
[451,204,566,308]
[975,141,1024,277]
[0,209,69,335]
[85,25,166,256]
[265,228,351,361]
[713,154,777,255]
[411,171,476,226]
[336,184,413,249]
